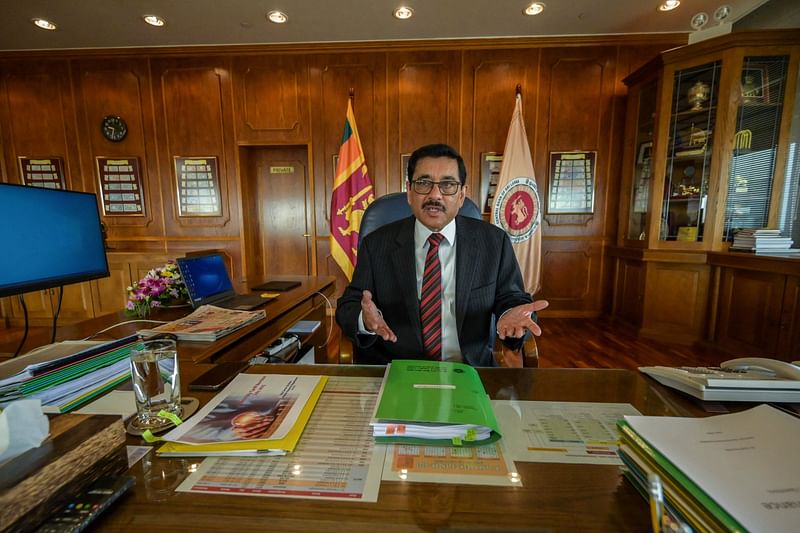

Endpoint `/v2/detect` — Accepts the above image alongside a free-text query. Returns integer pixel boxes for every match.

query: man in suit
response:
[336,143,548,366]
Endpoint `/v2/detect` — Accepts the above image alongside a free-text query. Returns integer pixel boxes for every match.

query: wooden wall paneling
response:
[612,256,645,328]
[779,275,800,359]
[309,52,387,296]
[714,267,784,355]
[540,239,604,317]
[462,49,540,205]
[0,60,81,189]
[71,57,162,237]
[232,54,311,145]
[641,260,710,344]
[150,57,241,238]
[386,50,462,191]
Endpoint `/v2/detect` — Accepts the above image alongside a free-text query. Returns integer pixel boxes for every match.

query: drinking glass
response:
[129,338,181,430]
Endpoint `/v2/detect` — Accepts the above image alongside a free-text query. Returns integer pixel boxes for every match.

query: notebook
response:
[177,254,268,311]
[251,280,302,291]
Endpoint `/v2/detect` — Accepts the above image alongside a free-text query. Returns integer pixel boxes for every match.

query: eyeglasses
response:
[411,179,461,196]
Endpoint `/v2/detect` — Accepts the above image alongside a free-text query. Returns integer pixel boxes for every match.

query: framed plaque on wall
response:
[480,152,503,214]
[96,157,145,215]
[18,157,66,189]
[547,151,596,214]
[174,156,221,216]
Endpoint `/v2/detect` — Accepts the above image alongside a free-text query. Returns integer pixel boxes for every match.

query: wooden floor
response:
[1,317,731,369]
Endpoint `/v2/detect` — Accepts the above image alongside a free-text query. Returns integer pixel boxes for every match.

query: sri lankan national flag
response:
[330,100,374,280]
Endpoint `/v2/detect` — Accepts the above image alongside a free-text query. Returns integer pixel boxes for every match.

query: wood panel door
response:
[247,146,312,278]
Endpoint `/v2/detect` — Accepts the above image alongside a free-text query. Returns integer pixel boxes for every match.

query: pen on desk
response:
[648,472,664,533]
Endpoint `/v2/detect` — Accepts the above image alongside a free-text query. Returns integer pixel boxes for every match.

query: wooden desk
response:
[14,276,335,365]
[97,365,710,532]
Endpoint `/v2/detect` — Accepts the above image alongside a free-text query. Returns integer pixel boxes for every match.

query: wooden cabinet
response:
[1,253,170,326]
[611,29,800,344]
[709,253,800,360]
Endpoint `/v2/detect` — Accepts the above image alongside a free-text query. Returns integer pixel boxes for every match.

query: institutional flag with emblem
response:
[330,99,375,281]
[491,92,542,294]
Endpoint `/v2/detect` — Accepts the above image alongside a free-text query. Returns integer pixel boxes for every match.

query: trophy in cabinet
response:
[687,81,710,111]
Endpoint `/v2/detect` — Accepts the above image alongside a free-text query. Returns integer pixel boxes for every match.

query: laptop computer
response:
[177,254,268,311]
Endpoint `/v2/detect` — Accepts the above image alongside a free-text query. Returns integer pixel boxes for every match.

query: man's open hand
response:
[361,290,397,342]
[496,300,549,339]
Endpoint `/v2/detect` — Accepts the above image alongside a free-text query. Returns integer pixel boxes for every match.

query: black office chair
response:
[357,192,482,247]
[340,192,538,367]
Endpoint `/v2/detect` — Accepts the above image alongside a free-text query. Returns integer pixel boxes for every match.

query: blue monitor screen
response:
[0,183,110,297]
[177,254,234,303]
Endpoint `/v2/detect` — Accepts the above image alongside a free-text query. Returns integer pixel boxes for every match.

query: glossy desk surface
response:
[96,365,709,532]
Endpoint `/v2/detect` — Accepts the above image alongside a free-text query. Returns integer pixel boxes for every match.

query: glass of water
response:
[129,337,181,430]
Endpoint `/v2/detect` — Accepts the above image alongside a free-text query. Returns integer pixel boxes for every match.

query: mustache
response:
[422,200,445,210]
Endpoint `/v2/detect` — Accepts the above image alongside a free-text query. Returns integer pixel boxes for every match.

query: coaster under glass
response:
[126,397,199,436]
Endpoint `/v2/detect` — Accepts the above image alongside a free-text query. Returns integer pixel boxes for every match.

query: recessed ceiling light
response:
[267,10,288,24]
[523,2,545,16]
[393,6,414,20]
[32,18,56,31]
[714,5,731,22]
[658,1,680,12]
[143,15,165,27]
[690,11,709,30]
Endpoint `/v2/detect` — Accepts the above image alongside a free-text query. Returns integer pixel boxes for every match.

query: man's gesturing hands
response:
[361,290,397,342]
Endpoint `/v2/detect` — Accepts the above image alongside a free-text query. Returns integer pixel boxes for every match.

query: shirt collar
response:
[414,218,456,248]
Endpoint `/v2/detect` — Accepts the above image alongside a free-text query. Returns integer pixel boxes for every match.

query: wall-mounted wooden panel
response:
[387,51,461,190]
[151,58,239,236]
[463,49,540,198]
[233,54,310,144]
[540,240,603,316]
[72,58,162,235]
[0,61,80,189]
[642,262,709,342]
[309,52,387,296]
[614,257,645,327]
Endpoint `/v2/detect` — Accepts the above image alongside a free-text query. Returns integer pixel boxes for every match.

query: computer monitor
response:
[0,183,110,297]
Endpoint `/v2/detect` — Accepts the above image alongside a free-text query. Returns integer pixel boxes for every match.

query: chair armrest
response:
[494,336,539,368]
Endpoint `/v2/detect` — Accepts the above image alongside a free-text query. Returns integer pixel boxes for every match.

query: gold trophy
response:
[687,81,710,111]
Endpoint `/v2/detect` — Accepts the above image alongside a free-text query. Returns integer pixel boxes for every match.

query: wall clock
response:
[101,115,128,142]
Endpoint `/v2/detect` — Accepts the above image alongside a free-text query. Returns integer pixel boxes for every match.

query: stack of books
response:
[139,304,266,341]
[0,336,139,413]
[617,404,800,532]
[730,228,798,254]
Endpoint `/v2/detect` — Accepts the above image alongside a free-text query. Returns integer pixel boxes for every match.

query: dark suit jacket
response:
[336,215,532,366]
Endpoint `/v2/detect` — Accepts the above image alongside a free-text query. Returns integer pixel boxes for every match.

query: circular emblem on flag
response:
[492,177,540,244]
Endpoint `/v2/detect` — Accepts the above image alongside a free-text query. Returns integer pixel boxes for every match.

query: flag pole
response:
[349,87,355,102]
[516,84,522,97]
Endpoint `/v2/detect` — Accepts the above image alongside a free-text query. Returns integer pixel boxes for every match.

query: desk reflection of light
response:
[188,462,199,473]
[508,471,521,483]
[292,464,302,475]
[399,468,408,480]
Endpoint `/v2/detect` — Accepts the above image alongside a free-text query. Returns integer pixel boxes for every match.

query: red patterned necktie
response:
[420,233,445,359]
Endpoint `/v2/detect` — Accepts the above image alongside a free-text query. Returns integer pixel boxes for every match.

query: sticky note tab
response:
[452,436,462,446]
[465,428,477,441]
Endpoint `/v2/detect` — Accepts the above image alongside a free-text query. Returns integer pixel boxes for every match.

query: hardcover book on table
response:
[371,359,501,446]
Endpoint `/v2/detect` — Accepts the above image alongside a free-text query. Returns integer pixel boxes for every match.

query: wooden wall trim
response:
[0,34,687,60]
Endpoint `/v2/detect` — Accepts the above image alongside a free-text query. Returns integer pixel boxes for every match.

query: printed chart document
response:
[371,360,500,446]
[382,442,519,487]
[623,404,800,533]
[158,373,326,456]
[493,400,640,465]
[139,305,265,341]
[178,376,385,502]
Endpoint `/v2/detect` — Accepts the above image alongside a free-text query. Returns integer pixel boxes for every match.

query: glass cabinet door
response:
[627,79,658,241]
[723,55,789,241]
[660,61,722,242]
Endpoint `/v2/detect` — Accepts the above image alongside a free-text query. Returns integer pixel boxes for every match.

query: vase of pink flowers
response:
[126,261,190,318]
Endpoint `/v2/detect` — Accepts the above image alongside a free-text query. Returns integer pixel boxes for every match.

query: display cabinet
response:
[611,29,800,345]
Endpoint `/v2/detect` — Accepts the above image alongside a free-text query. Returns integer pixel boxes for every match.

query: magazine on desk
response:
[138,304,265,341]
[157,373,327,456]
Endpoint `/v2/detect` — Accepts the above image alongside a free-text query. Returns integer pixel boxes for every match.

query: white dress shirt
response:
[358,218,462,362]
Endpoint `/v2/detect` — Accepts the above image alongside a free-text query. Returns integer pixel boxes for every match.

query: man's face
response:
[406,156,467,232]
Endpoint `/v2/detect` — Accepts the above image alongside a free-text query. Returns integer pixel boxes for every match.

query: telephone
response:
[639,358,800,402]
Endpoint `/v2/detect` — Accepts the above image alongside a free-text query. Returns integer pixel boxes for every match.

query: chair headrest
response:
[358,192,483,246]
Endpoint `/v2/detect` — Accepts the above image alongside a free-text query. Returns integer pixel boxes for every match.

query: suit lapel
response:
[455,216,476,333]
[391,217,422,348]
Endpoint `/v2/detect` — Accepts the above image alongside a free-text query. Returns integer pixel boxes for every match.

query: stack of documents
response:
[157,373,327,456]
[139,305,265,341]
[370,360,501,446]
[0,336,139,413]
[617,404,800,532]
[730,228,797,254]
